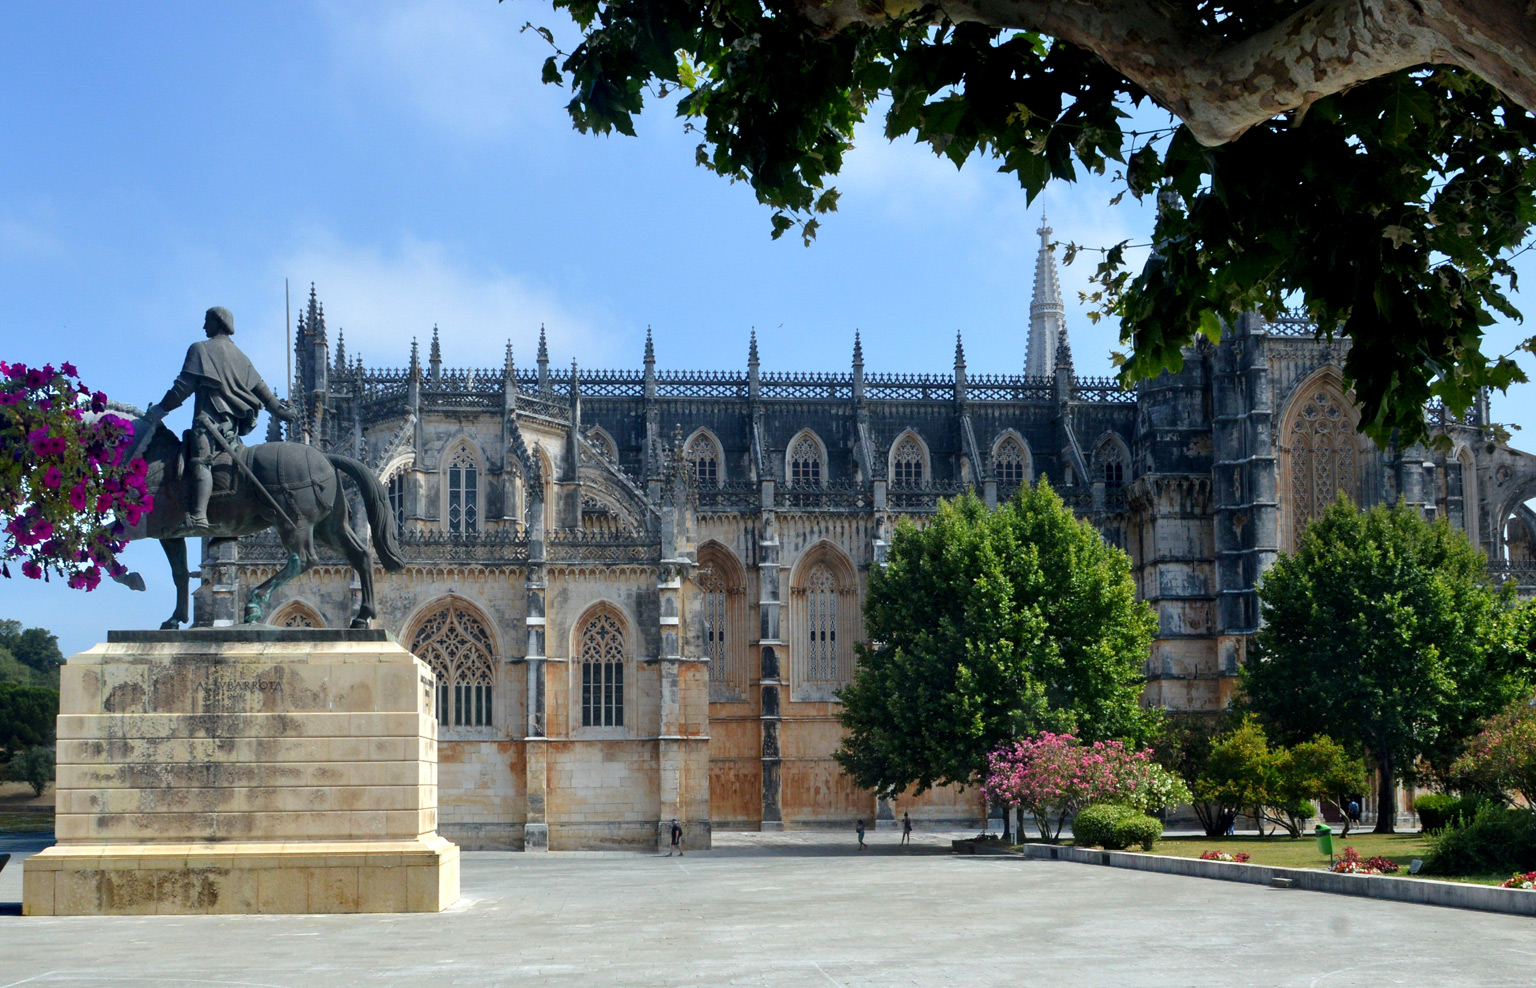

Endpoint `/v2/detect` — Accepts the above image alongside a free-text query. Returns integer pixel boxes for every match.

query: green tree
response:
[1195,716,1279,836]
[1151,712,1234,837]
[835,484,1155,797]
[1243,497,1530,833]
[0,620,63,676]
[0,681,58,758]
[1272,736,1369,837]
[534,2,1536,444]
[11,745,54,798]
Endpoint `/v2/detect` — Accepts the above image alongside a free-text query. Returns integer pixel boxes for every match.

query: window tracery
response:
[409,602,495,728]
[891,434,924,486]
[995,437,1027,487]
[1284,383,1360,549]
[446,445,478,534]
[387,472,406,534]
[579,612,625,728]
[789,433,824,487]
[804,563,838,683]
[687,433,722,487]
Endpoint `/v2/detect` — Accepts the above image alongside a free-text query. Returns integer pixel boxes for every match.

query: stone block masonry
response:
[23,628,459,915]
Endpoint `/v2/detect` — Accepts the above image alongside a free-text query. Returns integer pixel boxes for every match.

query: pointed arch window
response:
[804,564,838,682]
[579,612,625,727]
[586,428,617,463]
[696,548,748,698]
[789,433,824,487]
[387,472,406,534]
[410,602,495,728]
[995,437,1027,487]
[446,445,479,534]
[273,602,324,629]
[891,435,925,486]
[1103,460,1125,489]
[1284,383,1361,550]
[687,432,722,487]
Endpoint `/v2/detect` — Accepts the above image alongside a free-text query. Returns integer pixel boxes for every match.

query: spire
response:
[1026,214,1066,377]
[428,324,442,380]
[852,330,865,403]
[644,325,655,365]
[748,329,760,402]
[409,337,420,380]
[749,329,759,367]
[852,330,864,368]
[333,328,346,373]
[503,340,515,376]
[954,330,966,370]
[537,324,550,395]
[1054,325,1074,370]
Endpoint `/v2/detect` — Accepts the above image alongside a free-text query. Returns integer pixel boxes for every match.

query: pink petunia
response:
[43,466,62,488]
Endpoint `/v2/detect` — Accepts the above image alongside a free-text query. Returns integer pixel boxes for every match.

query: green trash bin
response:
[1315,823,1334,859]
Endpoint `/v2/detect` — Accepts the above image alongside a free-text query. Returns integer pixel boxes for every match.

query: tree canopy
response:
[0,621,63,677]
[834,485,1155,797]
[1241,496,1533,832]
[531,0,1536,445]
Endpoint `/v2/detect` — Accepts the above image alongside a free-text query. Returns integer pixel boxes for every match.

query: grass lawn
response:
[0,812,54,833]
[1148,833,1430,870]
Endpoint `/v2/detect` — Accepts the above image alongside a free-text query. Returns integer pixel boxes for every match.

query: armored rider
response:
[144,307,296,533]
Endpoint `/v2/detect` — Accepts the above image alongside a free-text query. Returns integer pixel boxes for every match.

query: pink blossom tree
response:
[1450,700,1536,812]
[983,732,1189,842]
[1,360,150,590]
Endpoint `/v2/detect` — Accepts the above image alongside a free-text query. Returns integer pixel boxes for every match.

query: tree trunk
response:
[1373,756,1397,834]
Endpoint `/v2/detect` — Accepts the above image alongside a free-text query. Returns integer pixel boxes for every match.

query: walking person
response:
[901,811,912,847]
[856,819,866,850]
[668,818,684,856]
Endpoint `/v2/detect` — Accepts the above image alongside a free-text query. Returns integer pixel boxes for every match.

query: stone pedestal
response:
[23,628,459,915]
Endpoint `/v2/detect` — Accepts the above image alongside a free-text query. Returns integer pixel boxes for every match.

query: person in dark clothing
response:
[143,307,294,533]
[668,818,684,856]
[901,811,912,846]
[856,819,866,850]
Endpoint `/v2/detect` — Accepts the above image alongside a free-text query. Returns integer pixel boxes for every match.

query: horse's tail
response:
[327,454,406,572]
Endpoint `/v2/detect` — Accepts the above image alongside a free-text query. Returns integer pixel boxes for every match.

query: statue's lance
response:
[194,411,298,530]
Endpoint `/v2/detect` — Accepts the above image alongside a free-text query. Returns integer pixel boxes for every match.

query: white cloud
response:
[253,231,615,372]
[318,0,562,142]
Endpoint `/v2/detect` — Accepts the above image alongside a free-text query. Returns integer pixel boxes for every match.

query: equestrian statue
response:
[114,306,404,629]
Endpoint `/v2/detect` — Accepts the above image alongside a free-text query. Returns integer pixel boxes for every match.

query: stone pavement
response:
[1,828,1530,987]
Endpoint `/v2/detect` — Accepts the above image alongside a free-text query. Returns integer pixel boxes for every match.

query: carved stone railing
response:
[240,529,532,566]
[778,481,872,511]
[967,374,1054,402]
[760,372,853,400]
[656,370,747,398]
[864,373,954,401]
[546,529,660,563]
[696,481,761,511]
[1073,376,1135,404]
[885,481,974,513]
[1487,561,1536,593]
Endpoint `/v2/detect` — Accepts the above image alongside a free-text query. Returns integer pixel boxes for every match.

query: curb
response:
[953,839,1536,917]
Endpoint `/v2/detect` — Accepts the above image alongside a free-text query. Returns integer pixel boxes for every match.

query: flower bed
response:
[1198,850,1250,862]
[1330,846,1400,875]
[1498,871,1536,890]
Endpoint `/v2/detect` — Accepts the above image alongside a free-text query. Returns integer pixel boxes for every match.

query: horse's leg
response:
[320,493,377,629]
[244,550,302,625]
[160,538,189,629]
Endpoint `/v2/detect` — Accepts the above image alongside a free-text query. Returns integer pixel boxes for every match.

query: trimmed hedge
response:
[1072,803,1163,851]
[1414,793,1486,832]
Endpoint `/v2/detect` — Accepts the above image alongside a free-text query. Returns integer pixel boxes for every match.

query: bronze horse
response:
[111,407,404,628]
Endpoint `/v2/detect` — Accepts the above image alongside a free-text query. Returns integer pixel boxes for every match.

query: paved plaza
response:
[1,829,1530,987]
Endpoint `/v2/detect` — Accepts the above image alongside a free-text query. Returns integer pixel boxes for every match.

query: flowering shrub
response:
[1498,871,1536,890]
[1450,700,1536,813]
[0,360,149,589]
[1330,847,1400,875]
[983,732,1191,841]
[1072,803,1162,850]
[1199,850,1251,862]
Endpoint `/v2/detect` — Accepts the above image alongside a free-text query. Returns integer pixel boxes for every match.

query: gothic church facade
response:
[203,223,1536,849]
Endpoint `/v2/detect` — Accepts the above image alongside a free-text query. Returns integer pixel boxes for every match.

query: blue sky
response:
[4,1,1536,654]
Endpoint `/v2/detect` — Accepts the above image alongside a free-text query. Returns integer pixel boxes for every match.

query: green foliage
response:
[1150,712,1234,837]
[534,2,1536,445]
[1195,716,1277,834]
[1450,698,1536,810]
[1243,497,1532,831]
[835,485,1155,797]
[10,745,53,798]
[1272,736,1368,837]
[0,645,56,689]
[0,620,64,676]
[1413,793,1487,833]
[0,682,58,758]
[1422,802,1536,876]
[1072,803,1162,852]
